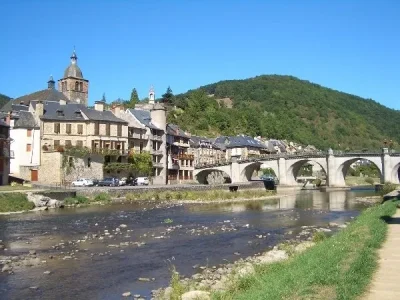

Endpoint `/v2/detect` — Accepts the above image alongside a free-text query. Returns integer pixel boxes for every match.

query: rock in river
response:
[181,290,210,300]
[122,291,131,297]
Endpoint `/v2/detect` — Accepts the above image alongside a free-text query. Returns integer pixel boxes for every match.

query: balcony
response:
[172,141,190,148]
[172,154,194,160]
[0,148,12,158]
[152,149,163,156]
[153,162,164,168]
[131,133,149,140]
[152,135,163,141]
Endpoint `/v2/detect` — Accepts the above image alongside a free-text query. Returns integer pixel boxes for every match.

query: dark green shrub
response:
[0,193,35,212]
[94,192,111,203]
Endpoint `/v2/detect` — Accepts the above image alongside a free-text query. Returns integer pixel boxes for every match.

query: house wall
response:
[10,127,40,175]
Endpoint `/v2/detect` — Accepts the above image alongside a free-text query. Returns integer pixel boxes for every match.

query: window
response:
[76,140,83,148]
[66,124,72,134]
[106,123,110,136]
[79,82,83,91]
[75,81,79,91]
[94,122,99,135]
[27,129,32,137]
[26,144,31,152]
[65,140,72,147]
[117,124,122,137]
[54,140,60,147]
[54,123,60,133]
[87,157,91,168]
[69,157,73,167]
[56,109,64,117]
[77,124,83,134]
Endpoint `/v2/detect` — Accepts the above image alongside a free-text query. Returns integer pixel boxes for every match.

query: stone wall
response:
[38,152,62,184]
[77,181,265,198]
[63,154,104,182]
[19,166,35,181]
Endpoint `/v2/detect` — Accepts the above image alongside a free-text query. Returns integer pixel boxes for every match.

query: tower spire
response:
[149,85,155,104]
[47,74,55,89]
[70,47,77,64]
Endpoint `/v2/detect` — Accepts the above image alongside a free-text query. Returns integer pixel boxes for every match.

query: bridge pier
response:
[278,157,288,185]
[382,148,391,183]
[230,158,241,183]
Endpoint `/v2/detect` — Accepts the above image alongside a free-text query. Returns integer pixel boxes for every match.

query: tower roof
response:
[63,49,83,78]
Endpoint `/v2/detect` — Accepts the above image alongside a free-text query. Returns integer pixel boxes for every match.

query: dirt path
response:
[365,209,400,300]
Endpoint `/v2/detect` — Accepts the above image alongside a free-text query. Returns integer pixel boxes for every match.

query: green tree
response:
[126,88,139,108]
[162,86,174,104]
[128,151,153,176]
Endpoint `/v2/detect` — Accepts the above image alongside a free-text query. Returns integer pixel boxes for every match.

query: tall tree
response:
[162,86,174,104]
[127,88,139,108]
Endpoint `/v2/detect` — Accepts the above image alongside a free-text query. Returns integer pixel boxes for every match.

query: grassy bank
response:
[345,176,380,186]
[212,200,398,300]
[125,189,276,202]
[64,193,111,206]
[0,193,35,212]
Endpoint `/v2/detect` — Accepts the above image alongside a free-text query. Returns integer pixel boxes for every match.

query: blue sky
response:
[1,0,399,109]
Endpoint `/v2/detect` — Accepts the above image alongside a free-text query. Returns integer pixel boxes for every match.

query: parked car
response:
[91,179,99,186]
[135,177,149,186]
[126,177,136,186]
[118,177,127,186]
[71,178,93,187]
[98,178,117,187]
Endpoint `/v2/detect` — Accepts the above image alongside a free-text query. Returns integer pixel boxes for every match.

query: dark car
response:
[98,178,117,187]
[126,177,136,186]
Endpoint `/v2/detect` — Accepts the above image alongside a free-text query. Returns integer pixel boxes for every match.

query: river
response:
[0,189,376,299]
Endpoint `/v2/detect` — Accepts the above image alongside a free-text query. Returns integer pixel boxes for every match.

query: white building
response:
[9,110,40,180]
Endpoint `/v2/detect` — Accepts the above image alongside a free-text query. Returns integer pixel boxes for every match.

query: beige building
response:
[31,100,128,184]
[166,124,195,184]
[117,98,167,184]
[188,136,226,167]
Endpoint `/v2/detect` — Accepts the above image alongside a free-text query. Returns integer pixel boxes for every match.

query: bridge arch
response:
[286,158,327,186]
[195,169,232,185]
[240,161,279,181]
[334,157,383,187]
[390,162,400,184]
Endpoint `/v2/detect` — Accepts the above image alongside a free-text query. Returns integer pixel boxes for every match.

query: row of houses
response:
[0,50,316,186]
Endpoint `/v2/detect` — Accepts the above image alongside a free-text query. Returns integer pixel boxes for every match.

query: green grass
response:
[212,200,398,300]
[345,176,380,186]
[0,193,35,212]
[64,195,90,205]
[125,189,276,202]
[65,193,111,206]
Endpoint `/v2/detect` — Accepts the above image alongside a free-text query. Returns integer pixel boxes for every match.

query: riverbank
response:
[154,199,399,300]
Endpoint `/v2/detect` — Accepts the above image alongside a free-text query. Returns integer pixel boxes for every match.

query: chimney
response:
[95,101,105,111]
[5,112,11,125]
[112,103,122,116]
[60,99,66,105]
[35,101,44,117]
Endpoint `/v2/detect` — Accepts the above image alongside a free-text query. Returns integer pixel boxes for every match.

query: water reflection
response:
[189,190,372,213]
[0,189,376,300]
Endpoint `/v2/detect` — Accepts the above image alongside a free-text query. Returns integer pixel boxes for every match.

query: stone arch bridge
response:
[194,149,400,187]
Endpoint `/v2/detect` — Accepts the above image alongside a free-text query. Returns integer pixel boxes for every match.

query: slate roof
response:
[64,64,83,78]
[1,88,70,112]
[167,123,190,138]
[214,135,267,149]
[128,109,162,130]
[190,135,224,150]
[34,101,127,123]
[13,111,39,129]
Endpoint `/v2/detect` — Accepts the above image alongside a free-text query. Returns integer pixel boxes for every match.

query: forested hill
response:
[0,94,11,108]
[168,75,400,150]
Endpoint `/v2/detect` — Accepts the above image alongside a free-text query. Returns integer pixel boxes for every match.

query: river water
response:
[0,189,376,299]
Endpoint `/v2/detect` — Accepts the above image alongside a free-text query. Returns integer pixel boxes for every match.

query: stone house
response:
[33,100,128,184]
[116,91,167,185]
[214,135,268,160]
[8,110,40,180]
[166,124,194,184]
[188,136,226,167]
[0,116,11,185]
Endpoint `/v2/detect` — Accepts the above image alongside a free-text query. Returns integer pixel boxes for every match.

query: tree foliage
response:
[168,75,400,150]
[162,86,174,104]
[126,88,139,108]
[128,151,153,176]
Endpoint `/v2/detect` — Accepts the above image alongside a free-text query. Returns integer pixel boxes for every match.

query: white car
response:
[71,178,93,187]
[118,177,127,186]
[135,177,149,186]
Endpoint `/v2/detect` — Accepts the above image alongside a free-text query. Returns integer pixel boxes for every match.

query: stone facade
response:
[58,79,89,106]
